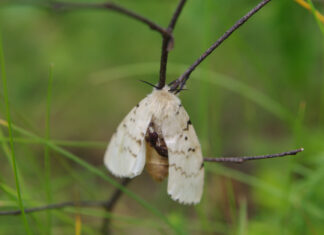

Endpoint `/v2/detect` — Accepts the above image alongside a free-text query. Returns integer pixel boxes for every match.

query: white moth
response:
[104,85,204,204]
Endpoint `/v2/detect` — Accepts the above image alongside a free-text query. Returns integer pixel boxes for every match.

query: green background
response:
[0,0,323,234]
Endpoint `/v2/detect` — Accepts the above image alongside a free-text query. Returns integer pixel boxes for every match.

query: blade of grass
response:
[226,179,237,226]
[0,181,18,201]
[0,137,106,148]
[237,198,247,235]
[65,207,228,233]
[294,0,324,22]
[75,214,82,235]
[44,64,54,235]
[0,130,45,233]
[0,120,181,234]
[0,127,13,164]
[0,33,32,234]
[305,0,324,35]
[0,182,97,235]
[52,211,97,235]
[92,62,293,122]
[206,164,324,220]
[295,0,324,27]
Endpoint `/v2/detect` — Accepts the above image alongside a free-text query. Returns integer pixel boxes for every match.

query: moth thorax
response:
[145,122,169,182]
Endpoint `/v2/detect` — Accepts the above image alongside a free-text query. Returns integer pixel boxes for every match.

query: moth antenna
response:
[139,80,159,89]
[169,86,187,94]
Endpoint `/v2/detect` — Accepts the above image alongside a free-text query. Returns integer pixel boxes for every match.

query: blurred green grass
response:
[0,0,324,234]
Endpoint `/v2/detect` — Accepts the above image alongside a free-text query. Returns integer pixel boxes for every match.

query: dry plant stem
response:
[204,148,304,163]
[50,1,171,38]
[0,179,132,216]
[0,201,104,216]
[158,0,187,89]
[101,178,131,235]
[170,0,273,91]
[0,149,303,216]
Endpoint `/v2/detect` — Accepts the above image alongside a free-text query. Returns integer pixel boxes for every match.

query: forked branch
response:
[170,0,273,91]
[53,1,171,38]
[6,1,172,39]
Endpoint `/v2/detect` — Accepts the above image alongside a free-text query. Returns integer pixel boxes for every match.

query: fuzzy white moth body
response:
[104,86,204,204]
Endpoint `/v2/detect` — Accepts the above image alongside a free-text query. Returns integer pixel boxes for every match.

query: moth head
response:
[168,80,186,94]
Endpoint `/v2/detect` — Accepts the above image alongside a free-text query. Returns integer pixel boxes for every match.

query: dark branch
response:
[101,178,131,234]
[204,148,304,163]
[0,200,103,216]
[0,179,131,216]
[170,0,272,91]
[157,0,187,89]
[14,1,171,39]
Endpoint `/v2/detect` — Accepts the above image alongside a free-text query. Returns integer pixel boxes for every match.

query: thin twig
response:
[0,201,103,216]
[0,179,132,216]
[8,0,171,39]
[204,148,304,163]
[101,178,131,235]
[157,0,187,89]
[170,0,272,91]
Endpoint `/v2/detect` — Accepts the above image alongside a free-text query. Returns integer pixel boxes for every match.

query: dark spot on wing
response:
[187,147,196,152]
[185,136,188,141]
[183,119,191,131]
[136,103,139,107]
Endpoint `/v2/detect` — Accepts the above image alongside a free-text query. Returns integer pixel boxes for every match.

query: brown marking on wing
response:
[124,130,142,144]
[168,149,185,155]
[169,163,203,178]
[122,146,137,158]
[183,119,191,131]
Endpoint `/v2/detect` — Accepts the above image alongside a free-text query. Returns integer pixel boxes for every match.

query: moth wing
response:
[162,102,204,205]
[104,96,152,178]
